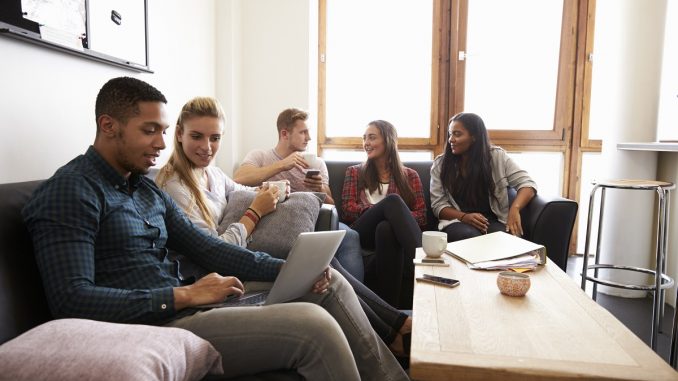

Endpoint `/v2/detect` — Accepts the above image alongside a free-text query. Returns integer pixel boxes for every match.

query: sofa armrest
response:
[520,194,578,272]
[315,203,339,231]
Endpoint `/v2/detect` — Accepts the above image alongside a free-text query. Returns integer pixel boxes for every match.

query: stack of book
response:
[443,231,546,271]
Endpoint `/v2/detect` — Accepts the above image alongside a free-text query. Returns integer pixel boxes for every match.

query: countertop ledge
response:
[618,142,678,152]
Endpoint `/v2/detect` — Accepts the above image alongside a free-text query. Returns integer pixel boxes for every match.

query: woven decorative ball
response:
[497,271,531,297]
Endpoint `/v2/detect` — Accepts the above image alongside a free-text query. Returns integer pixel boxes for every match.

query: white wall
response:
[0,0,217,183]
[590,0,667,297]
[214,0,315,175]
[656,0,678,142]
[0,0,315,179]
[215,0,242,177]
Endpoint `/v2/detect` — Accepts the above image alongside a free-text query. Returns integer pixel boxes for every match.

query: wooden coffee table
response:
[410,248,678,380]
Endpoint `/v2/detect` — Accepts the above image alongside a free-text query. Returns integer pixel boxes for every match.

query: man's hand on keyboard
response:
[174,273,245,310]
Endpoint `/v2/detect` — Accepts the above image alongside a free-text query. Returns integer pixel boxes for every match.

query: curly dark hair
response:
[95,77,167,129]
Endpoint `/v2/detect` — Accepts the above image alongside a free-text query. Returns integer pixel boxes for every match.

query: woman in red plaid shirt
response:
[341,120,426,309]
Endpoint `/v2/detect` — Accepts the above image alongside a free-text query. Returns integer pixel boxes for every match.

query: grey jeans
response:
[165,269,409,381]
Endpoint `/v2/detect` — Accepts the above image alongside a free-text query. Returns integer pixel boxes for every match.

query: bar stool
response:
[580,179,675,351]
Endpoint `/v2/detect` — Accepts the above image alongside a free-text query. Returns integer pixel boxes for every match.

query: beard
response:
[115,130,150,175]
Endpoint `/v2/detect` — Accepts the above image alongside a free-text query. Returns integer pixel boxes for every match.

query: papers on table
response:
[443,231,546,271]
[467,253,541,270]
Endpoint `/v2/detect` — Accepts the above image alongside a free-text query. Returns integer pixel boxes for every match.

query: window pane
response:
[323,150,433,162]
[326,0,433,138]
[464,0,563,131]
[587,0,615,141]
[506,151,563,197]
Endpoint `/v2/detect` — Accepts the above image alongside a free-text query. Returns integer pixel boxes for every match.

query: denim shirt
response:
[430,146,538,229]
[23,146,283,325]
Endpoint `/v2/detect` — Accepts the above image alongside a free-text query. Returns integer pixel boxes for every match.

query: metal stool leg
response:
[660,189,671,332]
[592,187,607,301]
[671,285,678,368]
[651,188,667,349]
[581,185,600,291]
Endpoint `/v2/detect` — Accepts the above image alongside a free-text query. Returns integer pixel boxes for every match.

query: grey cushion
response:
[0,318,223,381]
[219,191,322,258]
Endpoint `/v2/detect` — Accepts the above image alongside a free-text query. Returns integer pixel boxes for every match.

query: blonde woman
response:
[156,98,280,245]
[157,97,413,359]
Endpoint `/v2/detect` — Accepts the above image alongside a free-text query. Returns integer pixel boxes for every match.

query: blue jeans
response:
[333,222,364,282]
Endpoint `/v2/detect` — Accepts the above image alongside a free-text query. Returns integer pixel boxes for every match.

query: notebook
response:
[196,230,346,308]
[443,231,546,267]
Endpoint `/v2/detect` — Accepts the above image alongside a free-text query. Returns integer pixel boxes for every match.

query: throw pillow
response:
[0,318,223,381]
[219,191,322,258]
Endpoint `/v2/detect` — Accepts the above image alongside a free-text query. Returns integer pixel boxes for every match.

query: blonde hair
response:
[156,97,226,229]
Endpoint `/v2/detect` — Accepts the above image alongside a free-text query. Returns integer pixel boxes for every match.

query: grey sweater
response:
[430,146,538,229]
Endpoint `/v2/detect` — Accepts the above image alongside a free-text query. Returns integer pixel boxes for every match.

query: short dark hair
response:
[276,108,308,134]
[95,77,167,126]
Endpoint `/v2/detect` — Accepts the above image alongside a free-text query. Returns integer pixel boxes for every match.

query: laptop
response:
[196,230,346,308]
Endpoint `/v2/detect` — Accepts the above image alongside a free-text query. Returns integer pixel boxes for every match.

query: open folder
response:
[443,231,546,270]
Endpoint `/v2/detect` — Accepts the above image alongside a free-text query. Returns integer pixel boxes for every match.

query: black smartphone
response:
[416,273,460,288]
[305,169,320,178]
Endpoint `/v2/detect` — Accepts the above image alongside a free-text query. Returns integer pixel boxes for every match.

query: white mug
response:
[422,231,448,258]
[302,152,319,169]
[267,180,287,203]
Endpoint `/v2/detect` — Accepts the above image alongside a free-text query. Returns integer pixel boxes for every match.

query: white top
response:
[162,166,255,247]
[365,183,389,205]
[241,148,330,192]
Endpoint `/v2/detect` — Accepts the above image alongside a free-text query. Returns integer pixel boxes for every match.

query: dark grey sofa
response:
[324,160,579,272]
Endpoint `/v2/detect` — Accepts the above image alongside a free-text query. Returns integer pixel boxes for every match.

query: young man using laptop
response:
[22,77,408,381]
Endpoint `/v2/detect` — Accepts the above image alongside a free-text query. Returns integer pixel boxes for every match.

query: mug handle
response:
[437,238,447,252]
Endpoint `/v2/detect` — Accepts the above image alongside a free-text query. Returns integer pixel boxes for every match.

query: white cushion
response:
[0,318,223,381]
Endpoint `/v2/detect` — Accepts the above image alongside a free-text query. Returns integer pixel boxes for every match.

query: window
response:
[324,0,433,139]
[462,0,562,132]
[319,0,592,157]
[319,0,443,155]
[319,0,598,253]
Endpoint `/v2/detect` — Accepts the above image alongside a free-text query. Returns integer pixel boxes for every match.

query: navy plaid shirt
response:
[23,146,283,325]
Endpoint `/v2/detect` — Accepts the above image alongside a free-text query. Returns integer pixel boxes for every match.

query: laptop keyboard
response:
[195,291,269,309]
[223,291,269,306]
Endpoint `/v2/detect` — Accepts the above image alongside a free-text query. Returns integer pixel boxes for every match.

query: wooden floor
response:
[566,255,675,365]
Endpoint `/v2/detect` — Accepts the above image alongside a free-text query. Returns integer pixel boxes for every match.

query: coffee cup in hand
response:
[302,152,319,169]
[422,231,448,258]
[268,180,287,203]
